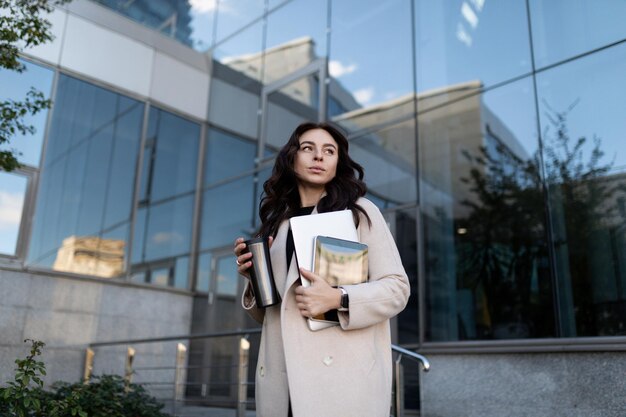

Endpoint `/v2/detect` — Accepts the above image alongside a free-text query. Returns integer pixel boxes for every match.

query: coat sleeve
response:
[338,198,410,330]
[241,279,265,324]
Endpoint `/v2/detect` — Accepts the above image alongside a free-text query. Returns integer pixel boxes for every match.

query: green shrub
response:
[0,339,171,417]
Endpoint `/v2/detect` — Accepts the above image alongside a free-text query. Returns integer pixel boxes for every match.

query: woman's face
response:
[293,128,339,189]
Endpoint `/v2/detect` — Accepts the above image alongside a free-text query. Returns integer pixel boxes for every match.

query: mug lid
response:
[244,237,267,245]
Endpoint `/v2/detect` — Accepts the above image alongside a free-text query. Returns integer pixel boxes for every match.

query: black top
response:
[286,206,315,270]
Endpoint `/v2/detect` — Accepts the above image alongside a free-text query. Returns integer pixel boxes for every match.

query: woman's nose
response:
[313,150,323,160]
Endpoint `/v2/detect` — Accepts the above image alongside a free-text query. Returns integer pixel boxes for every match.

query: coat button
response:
[323,356,333,366]
[259,366,265,377]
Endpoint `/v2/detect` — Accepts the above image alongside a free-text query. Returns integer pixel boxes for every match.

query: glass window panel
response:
[415,0,532,93]
[101,223,130,277]
[253,163,273,229]
[27,75,143,277]
[265,74,320,150]
[264,0,328,83]
[213,19,264,81]
[135,194,194,262]
[210,18,263,138]
[329,0,414,133]
[350,119,417,206]
[130,270,147,283]
[215,255,239,297]
[200,176,255,250]
[174,256,189,289]
[151,267,172,286]
[422,77,555,341]
[392,206,419,345]
[103,101,144,229]
[131,207,147,265]
[529,0,626,69]
[196,252,212,292]
[537,43,626,337]
[93,0,200,49]
[204,128,256,185]
[0,172,27,256]
[144,107,200,202]
[0,59,53,167]
[215,0,264,44]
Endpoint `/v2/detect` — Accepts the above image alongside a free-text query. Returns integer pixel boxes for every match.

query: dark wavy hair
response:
[258,122,371,238]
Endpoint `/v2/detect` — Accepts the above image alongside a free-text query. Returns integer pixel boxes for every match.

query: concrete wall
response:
[0,268,193,389]
[420,352,626,417]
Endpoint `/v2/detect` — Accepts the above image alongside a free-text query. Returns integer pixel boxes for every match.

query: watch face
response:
[341,293,349,308]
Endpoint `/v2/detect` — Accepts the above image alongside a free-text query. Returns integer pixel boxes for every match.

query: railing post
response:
[394,354,405,417]
[237,337,250,417]
[175,343,188,402]
[124,347,136,391]
[83,348,94,384]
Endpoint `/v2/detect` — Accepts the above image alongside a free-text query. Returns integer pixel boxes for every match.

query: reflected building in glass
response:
[1,0,625,415]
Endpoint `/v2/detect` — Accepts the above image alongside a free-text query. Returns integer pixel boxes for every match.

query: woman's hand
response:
[233,236,273,279]
[295,268,342,318]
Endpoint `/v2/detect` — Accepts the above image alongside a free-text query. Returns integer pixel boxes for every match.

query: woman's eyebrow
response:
[299,140,336,149]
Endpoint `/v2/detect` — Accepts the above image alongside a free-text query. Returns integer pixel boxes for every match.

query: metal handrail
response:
[392,344,430,371]
[87,328,262,347]
[85,328,429,417]
[87,328,430,372]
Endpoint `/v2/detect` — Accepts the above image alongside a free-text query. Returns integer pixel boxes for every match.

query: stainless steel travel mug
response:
[243,237,280,308]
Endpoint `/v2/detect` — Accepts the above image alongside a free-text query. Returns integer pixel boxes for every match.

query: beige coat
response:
[242,197,410,417]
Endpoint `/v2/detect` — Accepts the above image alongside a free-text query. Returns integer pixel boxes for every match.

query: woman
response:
[233,122,410,417]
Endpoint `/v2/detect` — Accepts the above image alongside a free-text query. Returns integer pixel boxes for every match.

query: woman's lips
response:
[309,166,325,173]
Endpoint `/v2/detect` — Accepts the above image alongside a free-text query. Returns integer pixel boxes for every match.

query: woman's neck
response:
[297,184,325,207]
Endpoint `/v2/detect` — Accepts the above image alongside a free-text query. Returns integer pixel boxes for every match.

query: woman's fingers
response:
[233,237,252,278]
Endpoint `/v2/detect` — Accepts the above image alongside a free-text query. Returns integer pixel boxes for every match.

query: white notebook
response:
[289,209,359,287]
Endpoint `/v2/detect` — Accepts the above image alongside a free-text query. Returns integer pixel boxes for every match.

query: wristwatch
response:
[338,287,349,312]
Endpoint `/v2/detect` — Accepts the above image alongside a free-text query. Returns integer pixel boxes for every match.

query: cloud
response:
[461,2,479,29]
[456,23,472,47]
[329,60,357,78]
[0,191,24,231]
[152,232,184,245]
[354,87,375,106]
[189,0,219,14]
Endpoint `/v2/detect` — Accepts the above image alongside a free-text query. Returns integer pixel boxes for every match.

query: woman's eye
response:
[324,148,335,155]
[301,145,313,152]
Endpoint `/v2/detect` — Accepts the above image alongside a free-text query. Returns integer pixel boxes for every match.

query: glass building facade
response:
[2,0,626,360]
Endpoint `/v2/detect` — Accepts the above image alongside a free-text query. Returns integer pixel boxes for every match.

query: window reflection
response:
[415,0,531,93]
[196,252,212,292]
[265,73,320,150]
[538,43,626,337]
[215,255,239,297]
[141,107,200,203]
[350,120,417,206]
[204,128,256,185]
[200,176,255,251]
[0,172,27,256]
[392,207,420,345]
[28,75,143,278]
[329,0,413,131]
[212,19,264,80]
[264,0,328,83]
[93,0,209,49]
[529,0,626,68]
[133,195,194,261]
[0,59,54,167]
[422,78,555,341]
[214,0,264,45]
[210,20,263,138]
